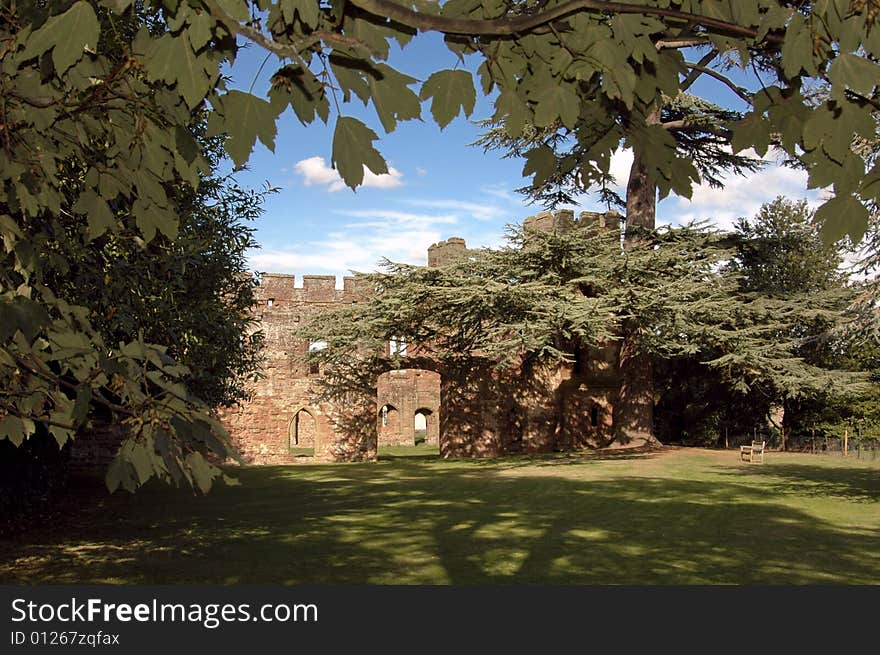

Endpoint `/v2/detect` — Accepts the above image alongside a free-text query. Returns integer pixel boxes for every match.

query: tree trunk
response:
[624,152,657,236]
[615,132,659,446]
[615,334,655,445]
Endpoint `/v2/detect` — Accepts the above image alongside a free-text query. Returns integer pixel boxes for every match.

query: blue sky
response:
[225,35,820,283]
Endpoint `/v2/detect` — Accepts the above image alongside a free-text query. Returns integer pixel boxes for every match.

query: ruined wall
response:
[218,273,377,464]
[427,237,468,268]
[67,421,126,475]
[221,208,625,464]
[376,369,441,446]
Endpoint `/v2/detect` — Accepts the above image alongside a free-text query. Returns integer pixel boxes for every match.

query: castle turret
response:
[578,210,621,232]
[428,237,467,268]
[523,209,622,238]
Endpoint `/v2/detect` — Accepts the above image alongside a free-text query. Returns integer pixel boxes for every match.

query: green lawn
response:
[2,447,878,584]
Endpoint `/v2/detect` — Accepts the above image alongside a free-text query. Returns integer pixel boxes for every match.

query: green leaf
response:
[214,91,278,169]
[73,385,91,427]
[215,0,249,21]
[816,194,869,244]
[781,14,817,79]
[281,0,320,28]
[731,113,770,156]
[21,1,100,74]
[132,198,178,242]
[0,415,29,447]
[186,10,214,51]
[532,84,580,129]
[802,105,836,152]
[175,125,200,163]
[185,452,219,494]
[368,64,421,133]
[269,66,330,125]
[493,90,528,139]
[105,456,126,493]
[419,70,476,129]
[144,33,217,108]
[828,53,880,99]
[331,116,388,189]
[330,55,371,104]
[522,145,557,187]
[126,441,153,485]
[601,65,637,110]
[72,190,116,241]
[866,26,880,59]
[0,297,51,341]
[49,412,74,448]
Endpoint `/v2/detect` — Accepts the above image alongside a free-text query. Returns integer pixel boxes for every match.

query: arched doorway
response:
[376,369,442,448]
[378,404,402,446]
[414,408,438,446]
[289,408,317,456]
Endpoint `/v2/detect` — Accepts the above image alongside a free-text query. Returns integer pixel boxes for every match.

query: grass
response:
[1,447,878,584]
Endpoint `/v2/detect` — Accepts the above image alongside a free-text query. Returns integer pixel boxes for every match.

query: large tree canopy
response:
[3,0,880,489]
[303,219,864,416]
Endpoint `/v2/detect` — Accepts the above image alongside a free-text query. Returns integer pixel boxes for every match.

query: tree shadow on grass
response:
[1,461,877,585]
[715,463,880,504]
[440,445,667,471]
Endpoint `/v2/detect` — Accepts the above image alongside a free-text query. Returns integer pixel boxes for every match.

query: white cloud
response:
[293,156,403,192]
[589,148,818,231]
[248,226,445,282]
[335,209,459,229]
[608,148,634,191]
[659,151,819,231]
[402,197,510,221]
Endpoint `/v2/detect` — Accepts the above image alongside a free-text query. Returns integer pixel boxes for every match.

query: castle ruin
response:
[219,210,624,464]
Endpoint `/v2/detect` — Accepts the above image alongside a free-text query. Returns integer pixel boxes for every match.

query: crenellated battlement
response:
[255,273,370,306]
[524,209,622,234]
[223,205,628,466]
[253,207,621,309]
[427,236,468,268]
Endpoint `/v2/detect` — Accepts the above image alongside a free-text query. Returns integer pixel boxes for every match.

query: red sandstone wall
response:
[220,210,625,465]
[218,273,378,464]
[376,369,441,446]
[67,422,126,475]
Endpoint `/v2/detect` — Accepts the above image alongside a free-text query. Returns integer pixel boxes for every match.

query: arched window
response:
[289,409,317,455]
[308,340,327,375]
[414,409,430,445]
[390,336,407,356]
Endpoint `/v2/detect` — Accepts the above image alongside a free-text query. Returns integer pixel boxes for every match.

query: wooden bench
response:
[740,440,766,463]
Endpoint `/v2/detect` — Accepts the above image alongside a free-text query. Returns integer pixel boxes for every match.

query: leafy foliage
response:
[5,1,880,490]
[1,2,258,494]
[657,197,867,445]
[302,219,863,419]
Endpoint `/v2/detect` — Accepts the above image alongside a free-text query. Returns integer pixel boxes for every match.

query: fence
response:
[788,434,880,459]
[718,429,880,459]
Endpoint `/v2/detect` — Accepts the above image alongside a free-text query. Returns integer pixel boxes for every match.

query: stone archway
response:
[414,408,438,446]
[289,408,317,456]
[377,404,402,446]
[376,368,442,448]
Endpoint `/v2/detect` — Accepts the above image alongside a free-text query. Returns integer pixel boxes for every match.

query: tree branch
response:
[844,88,880,112]
[684,62,754,105]
[660,119,729,136]
[201,0,380,61]
[655,37,712,49]
[680,48,718,93]
[345,0,773,41]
